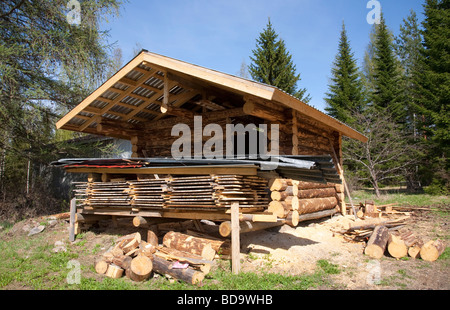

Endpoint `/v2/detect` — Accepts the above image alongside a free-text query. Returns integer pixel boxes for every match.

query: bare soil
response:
[2,207,449,290]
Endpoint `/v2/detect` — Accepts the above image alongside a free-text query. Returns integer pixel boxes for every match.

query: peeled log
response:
[128,255,153,282]
[284,196,299,211]
[387,233,408,258]
[285,210,299,227]
[364,225,389,259]
[297,208,338,223]
[153,256,204,285]
[420,240,445,262]
[163,231,216,261]
[298,197,337,214]
[219,220,285,237]
[268,201,289,218]
[269,179,291,191]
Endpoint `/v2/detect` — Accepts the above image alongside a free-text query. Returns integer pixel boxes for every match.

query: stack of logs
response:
[268,179,340,227]
[95,230,230,285]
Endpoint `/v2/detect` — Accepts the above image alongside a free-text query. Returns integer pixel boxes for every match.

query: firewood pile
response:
[335,201,446,261]
[95,229,230,285]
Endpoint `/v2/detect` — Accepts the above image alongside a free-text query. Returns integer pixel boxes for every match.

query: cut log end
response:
[420,240,445,262]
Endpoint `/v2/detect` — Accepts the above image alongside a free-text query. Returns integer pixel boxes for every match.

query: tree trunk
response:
[364,225,389,259]
[162,231,216,260]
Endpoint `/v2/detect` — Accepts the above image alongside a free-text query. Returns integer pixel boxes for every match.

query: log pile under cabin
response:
[53,50,372,275]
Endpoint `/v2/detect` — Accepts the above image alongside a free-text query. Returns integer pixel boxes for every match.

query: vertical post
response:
[69,197,76,242]
[231,202,240,274]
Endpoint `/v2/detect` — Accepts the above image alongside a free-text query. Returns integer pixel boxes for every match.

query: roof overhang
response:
[56,50,367,143]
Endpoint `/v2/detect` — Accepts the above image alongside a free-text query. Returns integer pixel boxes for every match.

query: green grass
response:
[349,189,450,207]
[0,229,340,290]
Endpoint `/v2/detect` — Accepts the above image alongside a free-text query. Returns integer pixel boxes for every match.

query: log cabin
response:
[55,51,367,265]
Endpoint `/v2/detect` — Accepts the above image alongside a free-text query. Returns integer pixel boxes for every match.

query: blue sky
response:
[102,0,425,112]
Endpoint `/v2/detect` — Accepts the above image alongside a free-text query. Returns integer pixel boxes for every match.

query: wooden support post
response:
[328,137,357,219]
[69,198,76,242]
[231,202,240,274]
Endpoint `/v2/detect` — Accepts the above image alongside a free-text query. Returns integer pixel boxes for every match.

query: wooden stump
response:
[364,225,389,259]
[420,240,445,262]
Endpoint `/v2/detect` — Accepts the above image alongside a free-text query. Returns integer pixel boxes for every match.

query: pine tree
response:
[371,14,404,123]
[249,19,310,102]
[325,22,365,125]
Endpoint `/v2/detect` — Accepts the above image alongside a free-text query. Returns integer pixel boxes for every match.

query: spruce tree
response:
[249,19,310,102]
[416,0,450,193]
[371,14,404,123]
[324,22,365,125]
[395,10,425,137]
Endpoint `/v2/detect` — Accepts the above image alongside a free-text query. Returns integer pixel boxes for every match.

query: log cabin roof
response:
[56,50,367,143]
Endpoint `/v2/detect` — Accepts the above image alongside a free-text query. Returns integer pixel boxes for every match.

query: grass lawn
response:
[349,189,450,207]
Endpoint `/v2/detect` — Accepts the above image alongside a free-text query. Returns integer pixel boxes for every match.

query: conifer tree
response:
[371,14,404,123]
[395,9,425,137]
[416,0,450,193]
[324,22,365,125]
[249,19,310,102]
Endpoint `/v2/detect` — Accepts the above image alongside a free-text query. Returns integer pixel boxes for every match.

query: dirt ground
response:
[3,207,449,290]
[240,209,449,289]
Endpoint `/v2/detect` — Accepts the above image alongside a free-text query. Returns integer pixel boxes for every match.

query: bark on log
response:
[297,188,336,199]
[297,181,331,189]
[112,255,133,270]
[420,239,445,262]
[298,197,337,214]
[364,225,389,259]
[128,254,153,282]
[387,233,408,258]
[162,231,216,260]
[152,256,205,285]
